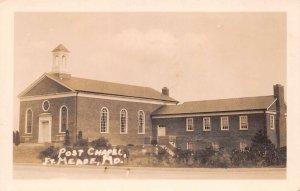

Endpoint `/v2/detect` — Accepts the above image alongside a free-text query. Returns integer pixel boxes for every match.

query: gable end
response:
[19,74,74,97]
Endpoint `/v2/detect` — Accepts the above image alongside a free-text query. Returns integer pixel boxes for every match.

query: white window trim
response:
[157,125,166,137]
[100,107,109,133]
[212,142,219,150]
[240,141,248,151]
[25,108,33,134]
[59,105,68,133]
[187,142,194,150]
[239,115,248,130]
[221,116,229,131]
[186,118,194,131]
[203,117,211,131]
[42,100,50,112]
[270,115,275,130]
[138,110,145,134]
[120,109,128,134]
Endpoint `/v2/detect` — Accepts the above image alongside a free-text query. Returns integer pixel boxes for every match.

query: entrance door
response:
[38,116,52,143]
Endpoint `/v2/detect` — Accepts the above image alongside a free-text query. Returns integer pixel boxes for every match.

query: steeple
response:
[51,44,71,79]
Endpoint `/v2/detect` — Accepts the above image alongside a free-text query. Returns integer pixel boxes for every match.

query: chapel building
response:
[18,44,287,150]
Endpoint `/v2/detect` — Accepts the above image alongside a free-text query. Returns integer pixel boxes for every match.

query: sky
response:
[14,12,286,130]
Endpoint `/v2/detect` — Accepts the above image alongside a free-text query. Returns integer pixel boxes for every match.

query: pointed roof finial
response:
[52,44,70,52]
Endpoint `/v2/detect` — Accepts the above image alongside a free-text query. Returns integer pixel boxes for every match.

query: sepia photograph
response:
[1,1,300,191]
[13,12,286,179]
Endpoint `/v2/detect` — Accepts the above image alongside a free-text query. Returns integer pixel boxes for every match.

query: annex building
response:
[18,44,286,150]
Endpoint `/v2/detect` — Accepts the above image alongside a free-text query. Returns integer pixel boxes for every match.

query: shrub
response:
[277,146,286,166]
[151,140,158,146]
[77,131,83,140]
[173,148,193,164]
[156,147,168,162]
[63,130,71,146]
[249,129,278,166]
[231,149,254,167]
[39,146,59,160]
[14,130,20,146]
[90,137,111,149]
[230,129,282,167]
[75,131,88,147]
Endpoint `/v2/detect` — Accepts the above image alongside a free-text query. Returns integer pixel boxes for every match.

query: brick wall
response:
[76,96,163,145]
[23,76,71,96]
[265,113,278,148]
[19,97,76,143]
[152,113,267,150]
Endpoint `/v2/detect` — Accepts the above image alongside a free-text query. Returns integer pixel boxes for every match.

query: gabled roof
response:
[36,73,177,103]
[152,96,276,115]
[52,44,70,52]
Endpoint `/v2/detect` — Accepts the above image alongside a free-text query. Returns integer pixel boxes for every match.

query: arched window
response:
[55,56,59,66]
[138,110,145,134]
[120,109,127,134]
[100,107,109,133]
[59,106,68,133]
[62,55,66,68]
[25,109,33,134]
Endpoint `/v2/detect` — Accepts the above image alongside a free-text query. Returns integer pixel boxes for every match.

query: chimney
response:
[273,84,286,148]
[273,84,285,110]
[162,87,169,96]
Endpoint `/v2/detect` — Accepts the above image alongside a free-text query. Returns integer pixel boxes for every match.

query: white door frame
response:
[38,114,52,143]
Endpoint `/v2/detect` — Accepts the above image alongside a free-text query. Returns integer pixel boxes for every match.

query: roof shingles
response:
[47,73,178,103]
[152,96,276,115]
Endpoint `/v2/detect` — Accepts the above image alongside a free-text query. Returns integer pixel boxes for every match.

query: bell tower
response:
[51,44,71,79]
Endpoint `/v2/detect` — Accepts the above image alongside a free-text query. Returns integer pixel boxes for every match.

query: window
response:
[100,107,109,133]
[211,142,219,150]
[62,55,66,67]
[120,109,127,134]
[203,117,211,131]
[42,100,50,111]
[59,106,68,133]
[239,116,248,130]
[55,56,59,66]
[221,116,229,130]
[186,118,194,131]
[187,142,194,150]
[270,115,275,130]
[240,141,248,152]
[157,125,166,136]
[138,110,145,134]
[25,109,33,134]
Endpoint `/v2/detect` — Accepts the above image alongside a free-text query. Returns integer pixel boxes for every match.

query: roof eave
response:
[75,90,179,104]
[152,108,267,117]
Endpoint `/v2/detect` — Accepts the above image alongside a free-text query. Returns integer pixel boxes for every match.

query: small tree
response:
[77,131,83,140]
[14,130,20,146]
[75,131,88,147]
[250,129,278,166]
[64,130,71,146]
